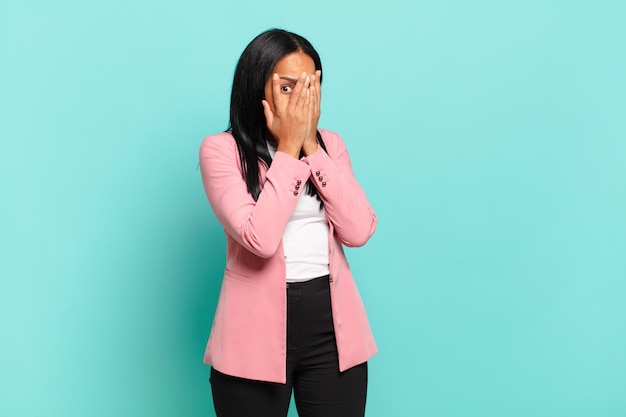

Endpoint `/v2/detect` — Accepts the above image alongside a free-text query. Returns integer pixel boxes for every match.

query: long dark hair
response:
[229,29,327,201]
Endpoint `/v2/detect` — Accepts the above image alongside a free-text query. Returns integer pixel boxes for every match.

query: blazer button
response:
[297,179,302,185]
[295,183,300,190]
[318,176,323,181]
[322,181,327,187]
[293,190,298,196]
[315,171,320,176]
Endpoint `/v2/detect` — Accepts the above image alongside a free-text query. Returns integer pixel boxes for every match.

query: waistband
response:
[286,275,330,296]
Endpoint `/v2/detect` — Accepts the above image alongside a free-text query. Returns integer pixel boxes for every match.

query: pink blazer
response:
[199,129,377,384]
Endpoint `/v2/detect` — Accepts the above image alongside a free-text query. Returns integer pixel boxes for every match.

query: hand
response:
[302,70,321,156]
[262,72,312,158]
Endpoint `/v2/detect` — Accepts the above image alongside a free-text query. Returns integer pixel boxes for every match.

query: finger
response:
[295,75,311,114]
[268,73,284,116]
[310,89,319,138]
[309,79,318,120]
[304,87,312,135]
[289,72,308,111]
[261,100,274,129]
[306,74,318,124]
[312,70,321,116]
[315,70,322,105]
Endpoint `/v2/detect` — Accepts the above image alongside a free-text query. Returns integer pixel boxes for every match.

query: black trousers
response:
[210,276,368,417]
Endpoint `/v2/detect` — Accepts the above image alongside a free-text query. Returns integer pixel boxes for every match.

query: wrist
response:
[276,141,301,159]
[302,139,318,156]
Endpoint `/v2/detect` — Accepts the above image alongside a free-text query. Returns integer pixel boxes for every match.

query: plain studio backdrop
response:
[1,0,625,416]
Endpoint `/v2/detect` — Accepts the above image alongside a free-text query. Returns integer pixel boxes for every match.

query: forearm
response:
[200,136,311,257]
[303,144,377,247]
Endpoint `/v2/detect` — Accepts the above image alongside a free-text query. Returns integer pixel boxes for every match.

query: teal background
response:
[1,0,625,416]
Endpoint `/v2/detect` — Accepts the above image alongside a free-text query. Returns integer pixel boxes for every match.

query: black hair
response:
[229,28,327,201]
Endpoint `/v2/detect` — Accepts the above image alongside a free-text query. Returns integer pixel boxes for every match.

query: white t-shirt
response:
[267,142,330,282]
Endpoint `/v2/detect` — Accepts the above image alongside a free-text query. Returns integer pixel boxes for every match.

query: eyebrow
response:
[279,76,298,83]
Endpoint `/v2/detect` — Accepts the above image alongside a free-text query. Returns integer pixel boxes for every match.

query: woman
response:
[199,29,377,417]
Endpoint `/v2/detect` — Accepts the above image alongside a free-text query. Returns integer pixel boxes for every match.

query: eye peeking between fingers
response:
[280,85,293,94]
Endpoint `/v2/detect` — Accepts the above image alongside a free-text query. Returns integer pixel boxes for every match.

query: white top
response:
[267,142,330,282]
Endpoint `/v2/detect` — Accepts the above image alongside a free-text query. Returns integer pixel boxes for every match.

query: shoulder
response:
[318,129,342,143]
[318,128,347,149]
[318,129,350,157]
[200,131,238,157]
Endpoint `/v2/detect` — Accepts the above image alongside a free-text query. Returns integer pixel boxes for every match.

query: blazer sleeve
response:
[199,132,312,258]
[302,130,377,247]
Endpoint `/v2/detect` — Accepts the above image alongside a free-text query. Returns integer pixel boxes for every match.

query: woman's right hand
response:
[262,72,312,158]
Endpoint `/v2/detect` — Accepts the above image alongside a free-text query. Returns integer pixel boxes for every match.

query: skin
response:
[262,52,322,159]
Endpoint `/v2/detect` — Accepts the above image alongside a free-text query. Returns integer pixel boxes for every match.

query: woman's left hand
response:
[302,70,321,156]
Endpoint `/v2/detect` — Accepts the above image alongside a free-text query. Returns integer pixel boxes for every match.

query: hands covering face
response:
[262,69,321,158]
